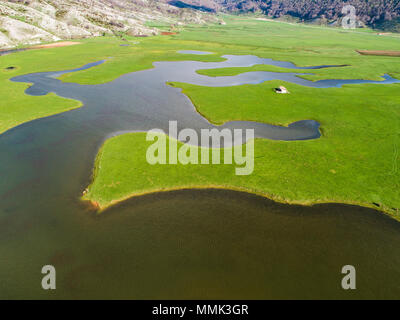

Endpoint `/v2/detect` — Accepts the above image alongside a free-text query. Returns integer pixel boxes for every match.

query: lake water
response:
[0,53,400,298]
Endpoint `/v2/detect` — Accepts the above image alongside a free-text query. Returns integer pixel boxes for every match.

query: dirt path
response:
[357,50,400,57]
[30,41,81,49]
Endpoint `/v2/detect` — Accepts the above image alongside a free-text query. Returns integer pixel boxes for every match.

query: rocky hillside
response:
[168,0,400,29]
[0,0,219,49]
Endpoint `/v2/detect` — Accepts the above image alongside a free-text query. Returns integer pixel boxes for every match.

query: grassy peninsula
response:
[81,17,400,218]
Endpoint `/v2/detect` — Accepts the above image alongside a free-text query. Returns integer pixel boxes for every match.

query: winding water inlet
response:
[10,53,400,145]
[1,52,400,298]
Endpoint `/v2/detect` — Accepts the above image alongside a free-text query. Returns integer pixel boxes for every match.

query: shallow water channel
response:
[0,52,399,298]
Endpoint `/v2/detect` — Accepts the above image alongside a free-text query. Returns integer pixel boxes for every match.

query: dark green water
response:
[2,189,400,299]
[1,54,400,299]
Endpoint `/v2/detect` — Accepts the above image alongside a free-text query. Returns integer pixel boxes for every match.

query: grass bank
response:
[82,17,400,219]
[83,129,399,219]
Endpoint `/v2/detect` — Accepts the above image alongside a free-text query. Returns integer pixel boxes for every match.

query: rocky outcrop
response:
[0,0,219,49]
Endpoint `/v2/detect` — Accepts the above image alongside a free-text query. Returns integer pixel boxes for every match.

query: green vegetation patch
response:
[83,17,400,218]
[84,76,400,218]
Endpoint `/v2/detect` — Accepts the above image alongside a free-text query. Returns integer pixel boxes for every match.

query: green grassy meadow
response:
[1,16,400,218]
